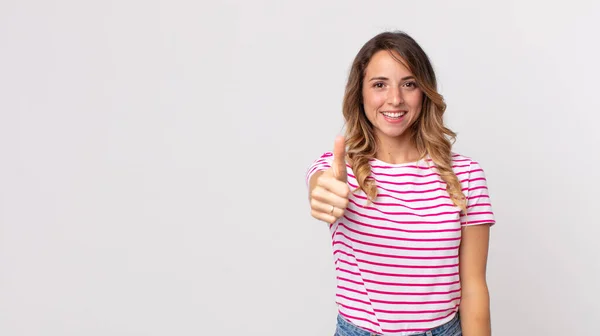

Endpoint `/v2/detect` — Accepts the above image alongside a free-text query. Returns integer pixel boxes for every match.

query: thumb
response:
[332,135,347,182]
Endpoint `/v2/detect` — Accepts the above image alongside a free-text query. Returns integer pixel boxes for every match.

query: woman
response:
[306,31,495,336]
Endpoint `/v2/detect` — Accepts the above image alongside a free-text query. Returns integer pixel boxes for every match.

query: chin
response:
[378,127,410,139]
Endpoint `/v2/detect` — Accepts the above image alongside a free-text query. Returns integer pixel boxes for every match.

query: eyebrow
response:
[368,76,415,81]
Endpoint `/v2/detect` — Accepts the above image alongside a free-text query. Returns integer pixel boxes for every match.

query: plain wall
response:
[1,1,599,335]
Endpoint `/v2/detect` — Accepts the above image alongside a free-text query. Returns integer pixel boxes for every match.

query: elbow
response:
[461,280,489,300]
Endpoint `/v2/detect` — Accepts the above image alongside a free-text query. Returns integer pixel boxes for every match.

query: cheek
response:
[408,91,424,112]
[363,91,385,110]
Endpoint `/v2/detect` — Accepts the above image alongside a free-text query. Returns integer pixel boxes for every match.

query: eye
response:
[373,82,385,89]
[403,81,417,89]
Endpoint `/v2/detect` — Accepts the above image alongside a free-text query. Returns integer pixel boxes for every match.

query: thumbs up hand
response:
[331,135,348,183]
[309,136,351,224]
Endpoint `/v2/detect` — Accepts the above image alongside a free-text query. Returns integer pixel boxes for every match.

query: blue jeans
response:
[334,312,462,336]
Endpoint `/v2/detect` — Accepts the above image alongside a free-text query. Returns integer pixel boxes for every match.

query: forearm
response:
[459,286,491,336]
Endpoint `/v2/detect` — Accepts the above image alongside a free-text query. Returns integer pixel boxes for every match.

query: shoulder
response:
[317,151,334,160]
[450,152,486,173]
[450,153,491,193]
[306,151,334,174]
[308,151,334,166]
[450,152,475,164]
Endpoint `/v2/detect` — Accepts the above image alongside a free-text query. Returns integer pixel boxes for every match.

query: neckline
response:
[369,155,429,167]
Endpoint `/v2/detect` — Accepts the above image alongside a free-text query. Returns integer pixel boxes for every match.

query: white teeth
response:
[382,111,406,118]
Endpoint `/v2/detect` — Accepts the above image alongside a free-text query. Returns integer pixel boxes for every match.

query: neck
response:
[375,132,421,164]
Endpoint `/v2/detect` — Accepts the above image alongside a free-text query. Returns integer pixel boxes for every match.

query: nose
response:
[388,87,404,106]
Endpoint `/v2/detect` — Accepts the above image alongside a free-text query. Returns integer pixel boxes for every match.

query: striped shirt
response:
[306,152,495,336]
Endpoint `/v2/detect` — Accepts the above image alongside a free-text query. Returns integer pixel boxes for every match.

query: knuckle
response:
[341,198,349,209]
[310,187,321,199]
[313,187,330,201]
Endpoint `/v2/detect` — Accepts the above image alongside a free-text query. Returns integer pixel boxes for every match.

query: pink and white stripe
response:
[306,152,495,335]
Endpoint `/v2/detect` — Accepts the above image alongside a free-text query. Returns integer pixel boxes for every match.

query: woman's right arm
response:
[307,171,325,198]
[307,136,350,224]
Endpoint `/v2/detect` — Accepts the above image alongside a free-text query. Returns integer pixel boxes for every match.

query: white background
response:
[1,1,599,335]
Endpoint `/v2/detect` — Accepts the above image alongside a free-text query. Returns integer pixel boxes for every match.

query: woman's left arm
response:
[458,224,492,336]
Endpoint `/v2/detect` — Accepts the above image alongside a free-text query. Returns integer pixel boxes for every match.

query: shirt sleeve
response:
[305,152,334,187]
[460,160,496,227]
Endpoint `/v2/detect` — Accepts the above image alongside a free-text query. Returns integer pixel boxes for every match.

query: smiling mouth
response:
[381,111,407,118]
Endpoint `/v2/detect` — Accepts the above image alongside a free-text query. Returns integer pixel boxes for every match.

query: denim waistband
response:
[335,311,461,336]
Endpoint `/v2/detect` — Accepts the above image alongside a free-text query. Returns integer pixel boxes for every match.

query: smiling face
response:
[362,50,423,145]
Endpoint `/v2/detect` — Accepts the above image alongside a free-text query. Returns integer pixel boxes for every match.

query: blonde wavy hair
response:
[342,31,467,214]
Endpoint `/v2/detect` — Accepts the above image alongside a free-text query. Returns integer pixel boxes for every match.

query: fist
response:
[309,135,351,224]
